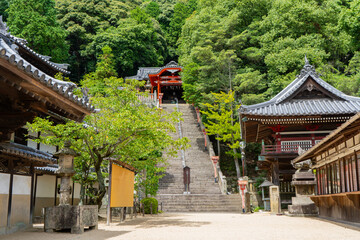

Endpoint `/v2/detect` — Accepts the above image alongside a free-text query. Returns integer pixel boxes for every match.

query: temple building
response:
[239,57,360,205]
[126,61,182,102]
[0,18,93,234]
[292,112,360,222]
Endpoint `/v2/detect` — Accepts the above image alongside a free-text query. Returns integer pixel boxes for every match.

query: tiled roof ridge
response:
[155,61,182,74]
[0,142,56,163]
[241,56,360,113]
[0,38,94,112]
[126,61,182,80]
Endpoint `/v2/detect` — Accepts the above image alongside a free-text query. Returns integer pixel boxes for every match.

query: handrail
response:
[194,105,228,194]
[136,91,158,107]
[262,143,314,154]
[175,98,186,168]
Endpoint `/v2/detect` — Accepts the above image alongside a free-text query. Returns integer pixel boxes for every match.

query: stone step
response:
[158,104,235,212]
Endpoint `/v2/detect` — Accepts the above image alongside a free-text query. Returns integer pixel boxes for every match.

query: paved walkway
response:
[2,212,360,240]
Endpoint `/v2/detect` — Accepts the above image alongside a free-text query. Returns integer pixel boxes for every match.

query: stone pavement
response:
[2,213,359,240]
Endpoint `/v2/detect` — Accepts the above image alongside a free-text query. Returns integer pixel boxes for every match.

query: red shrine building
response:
[240,57,360,205]
[126,61,182,102]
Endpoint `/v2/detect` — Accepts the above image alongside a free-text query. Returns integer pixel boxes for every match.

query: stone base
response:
[288,196,318,217]
[288,204,318,216]
[44,205,98,234]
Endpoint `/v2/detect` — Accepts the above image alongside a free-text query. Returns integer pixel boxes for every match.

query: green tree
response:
[0,0,10,21]
[201,91,242,179]
[85,7,167,77]
[55,0,141,80]
[28,47,189,207]
[7,0,68,62]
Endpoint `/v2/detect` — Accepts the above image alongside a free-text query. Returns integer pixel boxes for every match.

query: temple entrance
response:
[155,86,184,103]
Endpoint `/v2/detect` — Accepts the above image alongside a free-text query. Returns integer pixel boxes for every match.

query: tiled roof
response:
[0,18,94,112]
[240,57,360,116]
[35,164,58,174]
[126,61,182,80]
[0,142,56,164]
[15,39,70,75]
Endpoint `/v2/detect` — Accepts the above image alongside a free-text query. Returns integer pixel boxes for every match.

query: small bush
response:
[140,197,158,214]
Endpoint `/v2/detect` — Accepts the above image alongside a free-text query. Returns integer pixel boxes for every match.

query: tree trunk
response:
[94,157,106,209]
[233,148,241,179]
[95,168,106,209]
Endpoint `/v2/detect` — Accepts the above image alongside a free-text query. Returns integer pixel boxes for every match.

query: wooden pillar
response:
[272,159,280,186]
[72,180,75,205]
[157,79,161,100]
[107,161,113,226]
[7,160,14,228]
[33,173,38,216]
[29,165,35,225]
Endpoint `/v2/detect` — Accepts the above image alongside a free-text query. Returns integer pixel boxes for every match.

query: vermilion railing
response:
[261,143,314,155]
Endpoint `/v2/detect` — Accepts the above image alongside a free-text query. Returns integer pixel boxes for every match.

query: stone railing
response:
[137,91,159,108]
[194,106,228,194]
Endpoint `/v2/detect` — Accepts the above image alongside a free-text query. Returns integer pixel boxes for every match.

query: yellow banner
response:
[110,164,135,207]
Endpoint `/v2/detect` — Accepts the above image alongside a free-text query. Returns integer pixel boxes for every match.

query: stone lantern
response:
[44,142,98,234]
[288,159,318,216]
[55,141,77,205]
[259,180,274,211]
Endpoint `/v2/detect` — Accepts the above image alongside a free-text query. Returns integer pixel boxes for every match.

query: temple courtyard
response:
[2,212,359,240]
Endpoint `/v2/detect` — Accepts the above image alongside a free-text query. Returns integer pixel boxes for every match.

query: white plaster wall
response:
[36,175,56,198]
[27,130,38,149]
[13,175,31,195]
[0,173,10,194]
[40,143,57,154]
[70,179,81,198]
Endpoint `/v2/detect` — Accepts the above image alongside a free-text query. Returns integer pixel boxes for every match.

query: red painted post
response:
[238,179,248,213]
[211,156,219,181]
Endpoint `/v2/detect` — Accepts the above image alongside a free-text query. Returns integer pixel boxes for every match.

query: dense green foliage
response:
[6,0,69,62]
[178,0,360,107]
[140,197,158,214]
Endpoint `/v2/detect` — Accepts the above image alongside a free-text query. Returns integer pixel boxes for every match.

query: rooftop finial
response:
[305,54,309,66]
[0,16,9,35]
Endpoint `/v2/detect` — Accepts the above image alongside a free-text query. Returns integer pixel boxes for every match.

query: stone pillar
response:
[270,186,281,214]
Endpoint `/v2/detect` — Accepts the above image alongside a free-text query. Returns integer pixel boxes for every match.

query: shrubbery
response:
[140,197,158,214]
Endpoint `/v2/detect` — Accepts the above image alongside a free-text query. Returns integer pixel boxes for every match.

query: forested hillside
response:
[2,0,360,187]
[1,0,359,106]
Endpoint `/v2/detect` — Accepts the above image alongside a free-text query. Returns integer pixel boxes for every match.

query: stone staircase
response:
[156,104,242,212]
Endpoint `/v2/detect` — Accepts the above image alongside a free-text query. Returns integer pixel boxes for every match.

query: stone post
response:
[270,186,281,214]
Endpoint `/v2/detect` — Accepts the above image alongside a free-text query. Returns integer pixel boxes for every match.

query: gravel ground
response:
[2,212,360,240]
